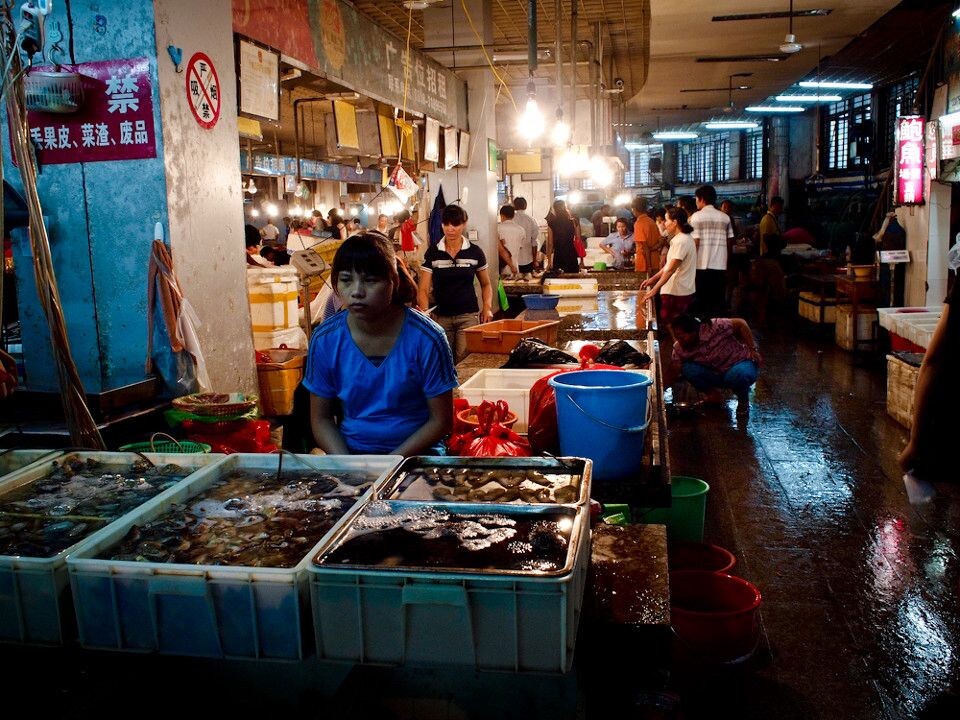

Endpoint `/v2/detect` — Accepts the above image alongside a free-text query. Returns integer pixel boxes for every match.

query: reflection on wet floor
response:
[668,321,960,720]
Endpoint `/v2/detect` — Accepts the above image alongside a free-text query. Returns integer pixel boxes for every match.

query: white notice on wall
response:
[239,39,279,122]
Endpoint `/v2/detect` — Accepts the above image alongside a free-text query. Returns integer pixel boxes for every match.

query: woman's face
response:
[673,326,699,350]
[664,214,679,235]
[616,221,629,237]
[336,269,395,318]
[442,221,466,242]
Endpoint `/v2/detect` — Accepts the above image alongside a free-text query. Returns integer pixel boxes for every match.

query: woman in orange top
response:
[632,197,663,275]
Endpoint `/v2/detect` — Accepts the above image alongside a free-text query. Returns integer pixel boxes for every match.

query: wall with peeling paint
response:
[153,0,255,393]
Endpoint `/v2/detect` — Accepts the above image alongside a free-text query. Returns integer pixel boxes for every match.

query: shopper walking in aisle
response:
[690,184,733,317]
[304,234,457,456]
[497,204,528,280]
[512,197,540,276]
[546,199,581,274]
[632,196,664,276]
[417,204,493,361]
[640,206,698,326]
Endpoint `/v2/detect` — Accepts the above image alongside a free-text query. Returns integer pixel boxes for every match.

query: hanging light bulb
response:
[550,107,570,147]
[517,82,545,143]
[355,158,364,175]
[264,202,279,218]
[245,177,257,194]
[250,208,260,218]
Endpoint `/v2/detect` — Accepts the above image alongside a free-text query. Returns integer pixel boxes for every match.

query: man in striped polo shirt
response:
[690,184,733,318]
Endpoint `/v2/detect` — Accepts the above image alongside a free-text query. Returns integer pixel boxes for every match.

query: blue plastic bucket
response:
[549,369,653,480]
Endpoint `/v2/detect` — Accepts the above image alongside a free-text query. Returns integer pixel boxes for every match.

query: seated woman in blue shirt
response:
[302,234,459,455]
[599,218,635,269]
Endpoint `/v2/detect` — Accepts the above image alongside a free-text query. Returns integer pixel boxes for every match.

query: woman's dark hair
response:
[331,233,416,306]
[654,206,668,221]
[551,199,568,217]
[670,313,710,333]
[244,224,261,248]
[615,217,630,232]
[441,204,468,226]
[665,206,693,234]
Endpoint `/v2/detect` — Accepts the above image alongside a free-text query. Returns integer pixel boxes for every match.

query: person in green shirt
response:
[758,196,784,257]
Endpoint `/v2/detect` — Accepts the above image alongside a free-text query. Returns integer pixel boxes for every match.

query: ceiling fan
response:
[680,72,753,113]
[780,0,803,54]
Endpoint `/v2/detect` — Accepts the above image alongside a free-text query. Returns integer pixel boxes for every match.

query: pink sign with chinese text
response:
[23,57,156,165]
[896,116,925,206]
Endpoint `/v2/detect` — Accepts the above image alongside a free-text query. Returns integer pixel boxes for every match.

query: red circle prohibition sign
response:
[185,52,221,129]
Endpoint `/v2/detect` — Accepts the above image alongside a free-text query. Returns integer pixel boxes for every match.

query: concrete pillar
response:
[4,0,254,398]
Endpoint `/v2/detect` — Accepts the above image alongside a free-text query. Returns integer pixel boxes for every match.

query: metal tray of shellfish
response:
[375,456,591,507]
[313,499,588,578]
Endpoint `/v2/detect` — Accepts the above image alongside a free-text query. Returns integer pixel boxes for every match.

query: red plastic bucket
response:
[668,542,737,574]
[670,570,761,663]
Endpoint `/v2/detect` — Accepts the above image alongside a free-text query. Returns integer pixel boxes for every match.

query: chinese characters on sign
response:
[383,39,448,119]
[185,52,221,129]
[896,116,925,206]
[22,57,156,164]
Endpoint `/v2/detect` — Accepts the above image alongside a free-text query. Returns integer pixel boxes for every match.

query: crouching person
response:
[668,313,760,410]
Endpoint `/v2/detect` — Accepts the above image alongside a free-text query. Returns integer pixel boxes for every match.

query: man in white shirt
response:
[497,205,529,280]
[690,184,733,317]
[512,197,540,274]
[259,220,280,247]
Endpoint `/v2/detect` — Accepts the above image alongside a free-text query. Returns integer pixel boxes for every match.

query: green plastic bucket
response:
[636,476,710,541]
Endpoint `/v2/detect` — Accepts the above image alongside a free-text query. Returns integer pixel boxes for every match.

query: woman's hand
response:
[749,347,762,366]
[480,307,494,322]
[641,289,656,303]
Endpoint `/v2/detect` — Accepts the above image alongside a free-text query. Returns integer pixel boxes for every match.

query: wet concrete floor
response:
[662,320,960,719]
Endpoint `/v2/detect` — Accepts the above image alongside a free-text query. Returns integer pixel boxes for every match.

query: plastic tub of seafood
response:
[0,449,64,479]
[309,500,590,673]
[376,456,591,506]
[67,453,401,661]
[0,451,222,645]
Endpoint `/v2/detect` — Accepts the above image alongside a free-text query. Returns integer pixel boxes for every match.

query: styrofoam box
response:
[556,298,600,316]
[67,453,401,661]
[459,369,559,433]
[0,452,221,645]
[543,278,599,297]
[253,325,308,351]
[0,449,63,479]
[248,282,299,333]
[308,503,590,673]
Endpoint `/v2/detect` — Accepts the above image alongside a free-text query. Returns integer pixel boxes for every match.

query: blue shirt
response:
[302,308,459,454]
[600,231,635,267]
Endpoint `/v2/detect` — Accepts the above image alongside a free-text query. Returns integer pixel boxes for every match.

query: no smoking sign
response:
[185,52,221,129]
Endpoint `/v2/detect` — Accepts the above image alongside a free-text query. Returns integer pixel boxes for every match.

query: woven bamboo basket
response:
[886,354,920,429]
[256,349,306,416]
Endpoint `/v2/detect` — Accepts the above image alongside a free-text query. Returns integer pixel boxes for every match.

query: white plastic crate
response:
[67,453,401,660]
[0,449,63,479]
[459,368,560,433]
[309,503,590,673]
[543,278,599,297]
[253,325,308,350]
[0,451,220,645]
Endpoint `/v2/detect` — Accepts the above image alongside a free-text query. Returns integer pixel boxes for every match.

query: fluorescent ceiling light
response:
[624,142,659,150]
[798,81,873,90]
[704,121,759,130]
[746,106,804,113]
[953,8,960,18]
[652,131,699,141]
[775,94,841,102]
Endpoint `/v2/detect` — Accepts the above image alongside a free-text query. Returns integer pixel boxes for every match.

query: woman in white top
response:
[640,206,697,326]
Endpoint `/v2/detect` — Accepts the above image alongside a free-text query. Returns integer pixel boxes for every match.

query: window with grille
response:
[623,145,663,187]
[822,92,872,171]
[881,75,920,167]
[745,129,764,180]
[677,133,730,184]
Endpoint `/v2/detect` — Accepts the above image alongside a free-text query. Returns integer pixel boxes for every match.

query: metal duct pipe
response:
[555,0,562,116]
[528,0,537,74]
[570,5,579,130]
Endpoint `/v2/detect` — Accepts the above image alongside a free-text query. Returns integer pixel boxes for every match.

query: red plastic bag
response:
[527,346,622,454]
[452,400,531,457]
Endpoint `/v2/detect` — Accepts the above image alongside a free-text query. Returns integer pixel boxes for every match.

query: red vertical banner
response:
[895,116,925,206]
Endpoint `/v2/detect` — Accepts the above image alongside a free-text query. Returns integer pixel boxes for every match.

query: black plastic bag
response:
[501,338,578,368]
[595,340,651,368]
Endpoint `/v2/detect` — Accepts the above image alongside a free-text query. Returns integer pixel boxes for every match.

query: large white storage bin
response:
[67,453,401,660]
[459,368,560,433]
[0,451,219,645]
[309,502,590,673]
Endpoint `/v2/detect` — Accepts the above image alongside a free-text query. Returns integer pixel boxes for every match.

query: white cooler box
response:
[543,278,599,297]
[459,368,560,433]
